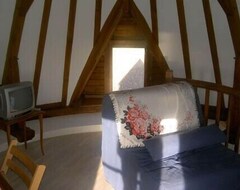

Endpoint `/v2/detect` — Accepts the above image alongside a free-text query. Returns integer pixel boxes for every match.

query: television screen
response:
[0,81,35,120]
[9,86,33,113]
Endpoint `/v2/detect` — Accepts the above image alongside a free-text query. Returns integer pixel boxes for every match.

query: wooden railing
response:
[173,78,240,153]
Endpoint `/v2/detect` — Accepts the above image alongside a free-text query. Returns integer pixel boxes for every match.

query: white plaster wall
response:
[158,0,185,78]
[211,1,235,87]
[158,0,235,86]
[0,0,96,105]
[157,0,236,105]
[0,1,239,148]
[18,0,44,83]
[0,0,101,152]
[0,0,237,105]
[185,0,214,82]
[101,0,116,29]
[68,0,95,105]
[134,0,151,29]
[0,0,16,83]
[37,0,69,104]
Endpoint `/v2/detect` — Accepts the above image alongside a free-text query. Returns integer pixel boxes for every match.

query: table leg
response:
[6,125,11,145]
[39,114,44,155]
[22,122,27,149]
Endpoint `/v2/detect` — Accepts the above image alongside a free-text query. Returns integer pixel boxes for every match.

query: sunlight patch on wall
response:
[112,48,145,91]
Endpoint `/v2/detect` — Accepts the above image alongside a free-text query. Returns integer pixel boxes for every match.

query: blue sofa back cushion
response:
[143,124,226,161]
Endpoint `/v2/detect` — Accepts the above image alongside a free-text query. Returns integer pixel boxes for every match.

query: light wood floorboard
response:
[0,132,113,190]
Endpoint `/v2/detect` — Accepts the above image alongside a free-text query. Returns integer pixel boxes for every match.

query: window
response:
[112,47,145,91]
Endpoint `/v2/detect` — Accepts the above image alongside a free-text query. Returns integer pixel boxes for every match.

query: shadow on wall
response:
[118,59,144,91]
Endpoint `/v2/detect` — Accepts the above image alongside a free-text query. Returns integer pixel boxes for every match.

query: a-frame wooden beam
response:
[61,0,78,105]
[34,0,52,101]
[150,0,159,43]
[218,0,240,57]
[94,0,102,44]
[70,0,169,106]
[69,0,124,105]
[202,0,222,85]
[130,0,169,72]
[2,0,34,84]
[218,0,240,151]
[19,0,34,16]
[176,0,192,80]
[202,0,226,111]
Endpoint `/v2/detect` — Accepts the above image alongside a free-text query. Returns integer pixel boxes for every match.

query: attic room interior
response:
[1,0,240,189]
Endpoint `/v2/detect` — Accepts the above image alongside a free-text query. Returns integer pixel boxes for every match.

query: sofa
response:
[101,81,240,190]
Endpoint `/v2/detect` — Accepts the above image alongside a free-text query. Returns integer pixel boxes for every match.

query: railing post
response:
[165,69,173,82]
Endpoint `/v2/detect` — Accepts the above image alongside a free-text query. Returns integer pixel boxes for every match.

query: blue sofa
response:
[101,82,240,190]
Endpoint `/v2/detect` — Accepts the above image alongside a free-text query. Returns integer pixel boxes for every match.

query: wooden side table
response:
[0,110,45,155]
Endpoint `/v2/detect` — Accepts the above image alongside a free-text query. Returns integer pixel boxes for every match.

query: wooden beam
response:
[37,102,65,110]
[43,105,102,118]
[19,0,34,16]
[150,0,159,43]
[202,0,222,84]
[104,45,112,93]
[61,0,77,105]
[176,0,192,79]
[204,89,210,125]
[122,0,131,15]
[230,57,240,136]
[218,0,240,56]
[130,0,169,72]
[218,0,240,139]
[227,0,240,86]
[218,0,232,16]
[218,0,240,85]
[94,0,102,44]
[2,0,34,84]
[69,0,124,105]
[34,0,52,99]
[203,0,225,110]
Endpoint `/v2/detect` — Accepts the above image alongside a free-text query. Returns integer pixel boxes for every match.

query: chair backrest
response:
[0,140,46,190]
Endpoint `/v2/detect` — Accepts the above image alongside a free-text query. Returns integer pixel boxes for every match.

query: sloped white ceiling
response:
[0,0,16,85]
[0,0,238,106]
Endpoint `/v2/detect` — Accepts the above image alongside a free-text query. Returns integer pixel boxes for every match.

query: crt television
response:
[0,81,35,120]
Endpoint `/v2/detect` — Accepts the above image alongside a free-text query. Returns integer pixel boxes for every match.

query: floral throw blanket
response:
[109,81,200,148]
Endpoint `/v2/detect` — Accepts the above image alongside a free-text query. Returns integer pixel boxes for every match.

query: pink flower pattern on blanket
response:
[121,96,163,140]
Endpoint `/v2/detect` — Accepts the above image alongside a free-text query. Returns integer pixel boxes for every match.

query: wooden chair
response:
[0,140,46,190]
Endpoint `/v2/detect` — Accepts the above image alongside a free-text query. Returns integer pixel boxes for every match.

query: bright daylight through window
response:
[112,48,145,91]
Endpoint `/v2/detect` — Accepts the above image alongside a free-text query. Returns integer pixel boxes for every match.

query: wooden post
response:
[94,0,102,44]
[70,0,124,105]
[218,0,240,149]
[202,0,222,85]
[34,0,52,99]
[165,69,173,82]
[176,0,192,80]
[150,0,159,43]
[62,0,77,105]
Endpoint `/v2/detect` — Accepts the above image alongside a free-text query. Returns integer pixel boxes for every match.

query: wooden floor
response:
[0,132,113,190]
[1,130,239,190]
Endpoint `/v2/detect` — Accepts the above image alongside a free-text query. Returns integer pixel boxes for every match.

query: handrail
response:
[174,78,240,98]
[172,77,240,153]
